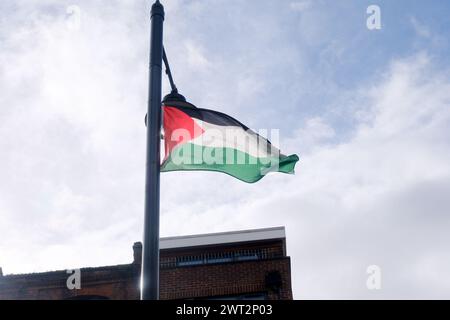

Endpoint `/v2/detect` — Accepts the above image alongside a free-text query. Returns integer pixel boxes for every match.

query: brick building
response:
[0,227,292,300]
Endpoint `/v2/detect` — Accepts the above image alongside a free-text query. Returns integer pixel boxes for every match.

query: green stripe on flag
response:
[161,143,299,183]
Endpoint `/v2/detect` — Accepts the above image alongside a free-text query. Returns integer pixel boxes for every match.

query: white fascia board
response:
[160,226,285,250]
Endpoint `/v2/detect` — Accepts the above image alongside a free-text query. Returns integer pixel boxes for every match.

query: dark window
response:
[161,248,278,268]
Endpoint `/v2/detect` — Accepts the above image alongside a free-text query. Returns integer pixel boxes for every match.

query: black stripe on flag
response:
[164,104,276,149]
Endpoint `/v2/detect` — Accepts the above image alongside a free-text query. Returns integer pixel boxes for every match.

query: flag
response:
[161,104,299,183]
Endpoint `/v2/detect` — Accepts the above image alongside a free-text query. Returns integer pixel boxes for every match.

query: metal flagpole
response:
[142,0,164,300]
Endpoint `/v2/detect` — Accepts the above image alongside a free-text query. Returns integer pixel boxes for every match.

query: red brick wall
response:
[160,258,292,300]
[0,240,292,300]
[0,265,140,300]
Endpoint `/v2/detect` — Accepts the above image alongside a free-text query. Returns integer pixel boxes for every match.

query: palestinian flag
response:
[161,104,299,183]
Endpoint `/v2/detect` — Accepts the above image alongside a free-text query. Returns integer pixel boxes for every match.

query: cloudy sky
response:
[1,0,450,299]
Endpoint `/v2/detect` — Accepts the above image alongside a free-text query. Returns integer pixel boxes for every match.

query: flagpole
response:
[142,0,164,300]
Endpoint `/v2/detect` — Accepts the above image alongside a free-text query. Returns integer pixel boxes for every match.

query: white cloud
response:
[410,16,431,39]
[290,1,312,13]
[289,117,335,153]
[184,39,211,70]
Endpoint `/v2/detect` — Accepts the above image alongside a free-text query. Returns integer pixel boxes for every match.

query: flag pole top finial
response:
[151,0,164,18]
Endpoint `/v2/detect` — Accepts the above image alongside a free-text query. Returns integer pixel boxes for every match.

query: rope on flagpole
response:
[163,47,178,94]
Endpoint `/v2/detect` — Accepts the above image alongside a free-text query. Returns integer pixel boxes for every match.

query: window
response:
[163,248,273,268]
